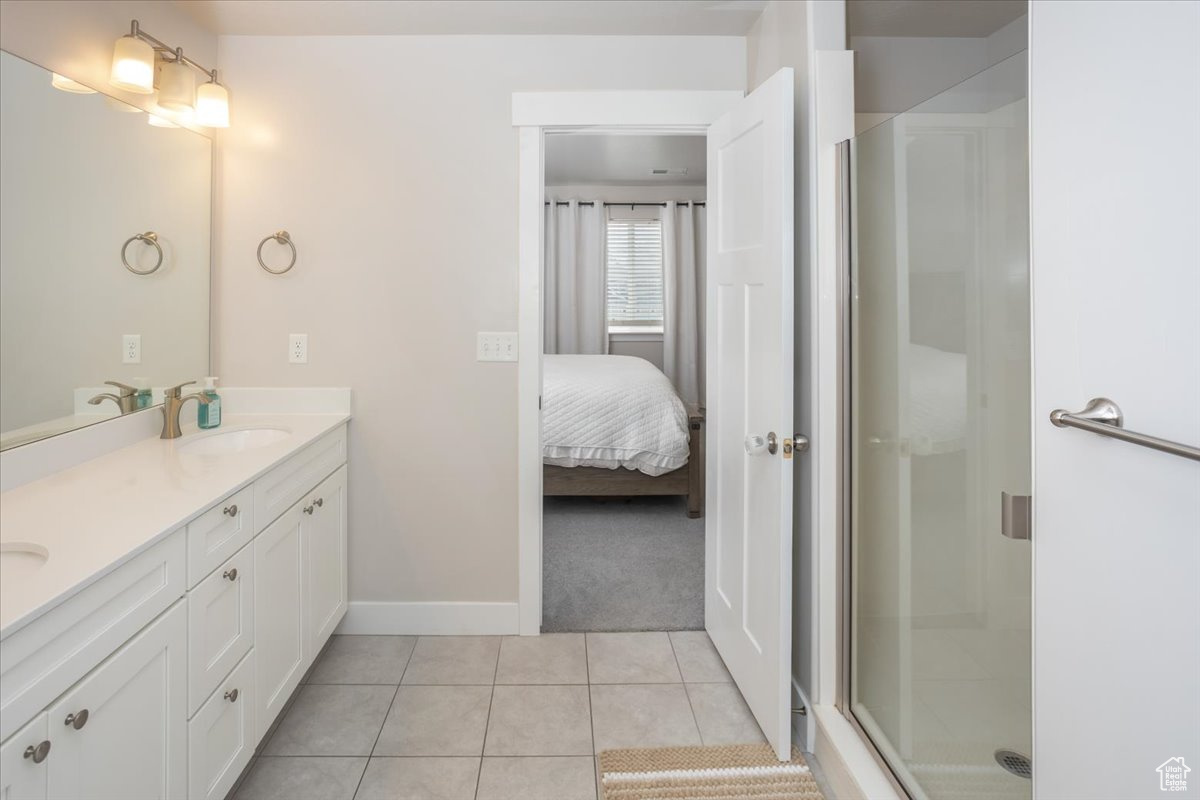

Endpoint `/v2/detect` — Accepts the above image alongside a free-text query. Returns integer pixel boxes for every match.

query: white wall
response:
[215,35,745,614]
[0,0,218,135]
[0,52,211,432]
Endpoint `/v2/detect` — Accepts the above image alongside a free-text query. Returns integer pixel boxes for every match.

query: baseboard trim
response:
[335,601,520,636]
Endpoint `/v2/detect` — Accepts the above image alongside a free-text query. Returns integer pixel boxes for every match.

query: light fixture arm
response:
[128,19,218,82]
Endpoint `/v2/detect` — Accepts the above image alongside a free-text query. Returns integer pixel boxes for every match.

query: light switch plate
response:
[477,332,517,362]
[289,333,308,364]
[122,334,141,364]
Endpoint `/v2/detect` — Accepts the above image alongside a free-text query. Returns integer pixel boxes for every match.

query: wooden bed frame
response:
[542,408,705,518]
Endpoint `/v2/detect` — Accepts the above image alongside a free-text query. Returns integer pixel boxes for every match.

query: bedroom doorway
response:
[539,131,709,633]
[514,75,798,760]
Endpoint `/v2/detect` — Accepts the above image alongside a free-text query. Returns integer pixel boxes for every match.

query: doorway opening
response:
[539,131,708,632]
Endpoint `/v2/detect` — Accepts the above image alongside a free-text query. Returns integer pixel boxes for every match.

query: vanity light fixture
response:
[50,73,97,94]
[109,20,229,127]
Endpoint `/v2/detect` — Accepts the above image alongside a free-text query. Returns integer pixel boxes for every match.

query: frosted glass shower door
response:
[848,52,1032,800]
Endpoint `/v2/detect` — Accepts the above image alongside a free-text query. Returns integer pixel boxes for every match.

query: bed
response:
[542,354,704,518]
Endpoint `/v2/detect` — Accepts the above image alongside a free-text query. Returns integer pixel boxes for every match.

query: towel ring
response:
[257,230,297,274]
[121,231,163,275]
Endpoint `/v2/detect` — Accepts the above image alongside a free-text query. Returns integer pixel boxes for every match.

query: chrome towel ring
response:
[257,230,297,274]
[121,231,163,275]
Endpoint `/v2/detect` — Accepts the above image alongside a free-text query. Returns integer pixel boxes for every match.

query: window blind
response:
[606,219,664,328]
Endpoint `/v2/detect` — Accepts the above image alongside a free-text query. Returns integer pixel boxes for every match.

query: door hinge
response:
[1001,491,1032,540]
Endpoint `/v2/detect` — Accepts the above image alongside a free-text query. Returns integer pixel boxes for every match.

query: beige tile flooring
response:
[233,631,766,800]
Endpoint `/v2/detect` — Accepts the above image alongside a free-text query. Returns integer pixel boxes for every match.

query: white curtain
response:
[544,199,607,355]
[662,201,706,406]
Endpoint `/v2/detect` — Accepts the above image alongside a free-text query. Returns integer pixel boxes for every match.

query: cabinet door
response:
[0,713,49,800]
[303,465,348,657]
[253,502,306,741]
[188,651,255,800]
[46,601,187,800]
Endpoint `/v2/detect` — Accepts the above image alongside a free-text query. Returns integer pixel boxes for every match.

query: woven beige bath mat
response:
[599,743,826,800]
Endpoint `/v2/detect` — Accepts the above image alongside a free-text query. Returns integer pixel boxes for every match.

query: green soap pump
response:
[198,377,222,429]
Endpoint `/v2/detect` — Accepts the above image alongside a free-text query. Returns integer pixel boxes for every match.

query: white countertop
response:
[0,412,350,639]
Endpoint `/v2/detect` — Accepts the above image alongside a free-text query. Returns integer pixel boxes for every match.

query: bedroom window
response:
[606,218,664,333]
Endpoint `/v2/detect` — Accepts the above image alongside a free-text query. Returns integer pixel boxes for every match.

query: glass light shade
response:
[110,35,155,94]
[194,81,229,128]
[51,73,96,94]
[156,58,195,111]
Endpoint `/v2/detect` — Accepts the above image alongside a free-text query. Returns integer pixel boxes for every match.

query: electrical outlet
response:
[122,334,141,364]
[477,332,518,362]
[289,333,308,364]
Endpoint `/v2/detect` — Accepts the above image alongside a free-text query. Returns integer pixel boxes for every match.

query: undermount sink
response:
[178,427,292,456]
[1,542,49,585]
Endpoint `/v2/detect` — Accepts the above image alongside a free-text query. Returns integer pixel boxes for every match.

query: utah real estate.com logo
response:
[1157,757,1190,792]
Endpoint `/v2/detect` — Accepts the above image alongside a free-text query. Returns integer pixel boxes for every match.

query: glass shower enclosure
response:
[846,51,1031,800]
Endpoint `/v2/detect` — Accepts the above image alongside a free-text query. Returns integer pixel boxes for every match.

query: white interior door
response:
[705,66,794,761]
[1031,3,1200,798]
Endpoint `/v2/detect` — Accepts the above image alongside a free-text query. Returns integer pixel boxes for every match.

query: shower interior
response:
[844,40,1032,800]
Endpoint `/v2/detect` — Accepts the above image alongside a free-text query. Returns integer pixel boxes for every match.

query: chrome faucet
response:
[161,381,211,439]
[88,381,139,414]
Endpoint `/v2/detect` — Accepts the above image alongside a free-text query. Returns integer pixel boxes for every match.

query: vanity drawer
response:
[254,425,346,533]
[188,650,255,800]
[187,485,255,588]
[0,529,186,743]
[188,544,254,716]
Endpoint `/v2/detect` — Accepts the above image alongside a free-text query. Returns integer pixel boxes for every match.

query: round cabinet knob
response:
[224,688,239,703]
[303,504,314,515]
[744,432,778,456]
[64,709,89,730]
[223,504,239,517]
[23,740,51,763]
[223,568,239,581]
[314,497,324,508]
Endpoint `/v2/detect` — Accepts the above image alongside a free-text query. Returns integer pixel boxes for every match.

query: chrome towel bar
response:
[1050,397,1200,462]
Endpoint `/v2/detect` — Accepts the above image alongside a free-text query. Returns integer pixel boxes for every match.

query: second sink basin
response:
[1,542,50,586]
[178,427,292,456]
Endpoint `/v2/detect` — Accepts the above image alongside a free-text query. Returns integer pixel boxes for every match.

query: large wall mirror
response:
[0,50,211,450]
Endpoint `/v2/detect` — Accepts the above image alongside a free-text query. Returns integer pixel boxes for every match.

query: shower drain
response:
[995,749,1033,779]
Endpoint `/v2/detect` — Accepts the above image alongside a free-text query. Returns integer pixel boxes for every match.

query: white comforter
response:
[543,355,690,476]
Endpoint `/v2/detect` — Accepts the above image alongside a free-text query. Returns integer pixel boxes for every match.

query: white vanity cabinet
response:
[0,421,349,800]
[46,602,188,800]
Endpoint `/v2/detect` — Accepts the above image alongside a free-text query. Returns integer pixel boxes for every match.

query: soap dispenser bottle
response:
[198,377,222,429]
[133,377,153,409]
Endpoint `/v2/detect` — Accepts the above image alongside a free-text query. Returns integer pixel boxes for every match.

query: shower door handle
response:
[1001,492,1032,540]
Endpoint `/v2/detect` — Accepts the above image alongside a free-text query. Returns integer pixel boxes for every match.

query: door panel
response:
[305,465,348,657]
[705,66,794,761]
[254,503,306,740]
[46,602,187,800]
[0,713,48,800]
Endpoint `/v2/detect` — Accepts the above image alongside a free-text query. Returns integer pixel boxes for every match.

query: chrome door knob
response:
[64,709,89,730]
[744,432,778,456]
[24,741,51,763]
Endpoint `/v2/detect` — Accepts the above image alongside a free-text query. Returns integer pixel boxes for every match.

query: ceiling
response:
[175,0,768,36]
[848,0,1027,37]
[545,135,706,187]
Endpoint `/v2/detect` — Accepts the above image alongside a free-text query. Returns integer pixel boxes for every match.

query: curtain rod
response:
[544,201,705,207]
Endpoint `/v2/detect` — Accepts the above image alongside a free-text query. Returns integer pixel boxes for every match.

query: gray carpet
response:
[542,495,705,632]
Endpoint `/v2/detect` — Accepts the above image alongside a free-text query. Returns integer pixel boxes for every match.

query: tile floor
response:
[233,631,766,800]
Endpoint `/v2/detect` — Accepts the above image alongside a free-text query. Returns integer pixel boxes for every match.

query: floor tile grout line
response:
[348,638,417,799]
[668,632,705,746]
[584,632,600,782]
[473,638,503,800]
